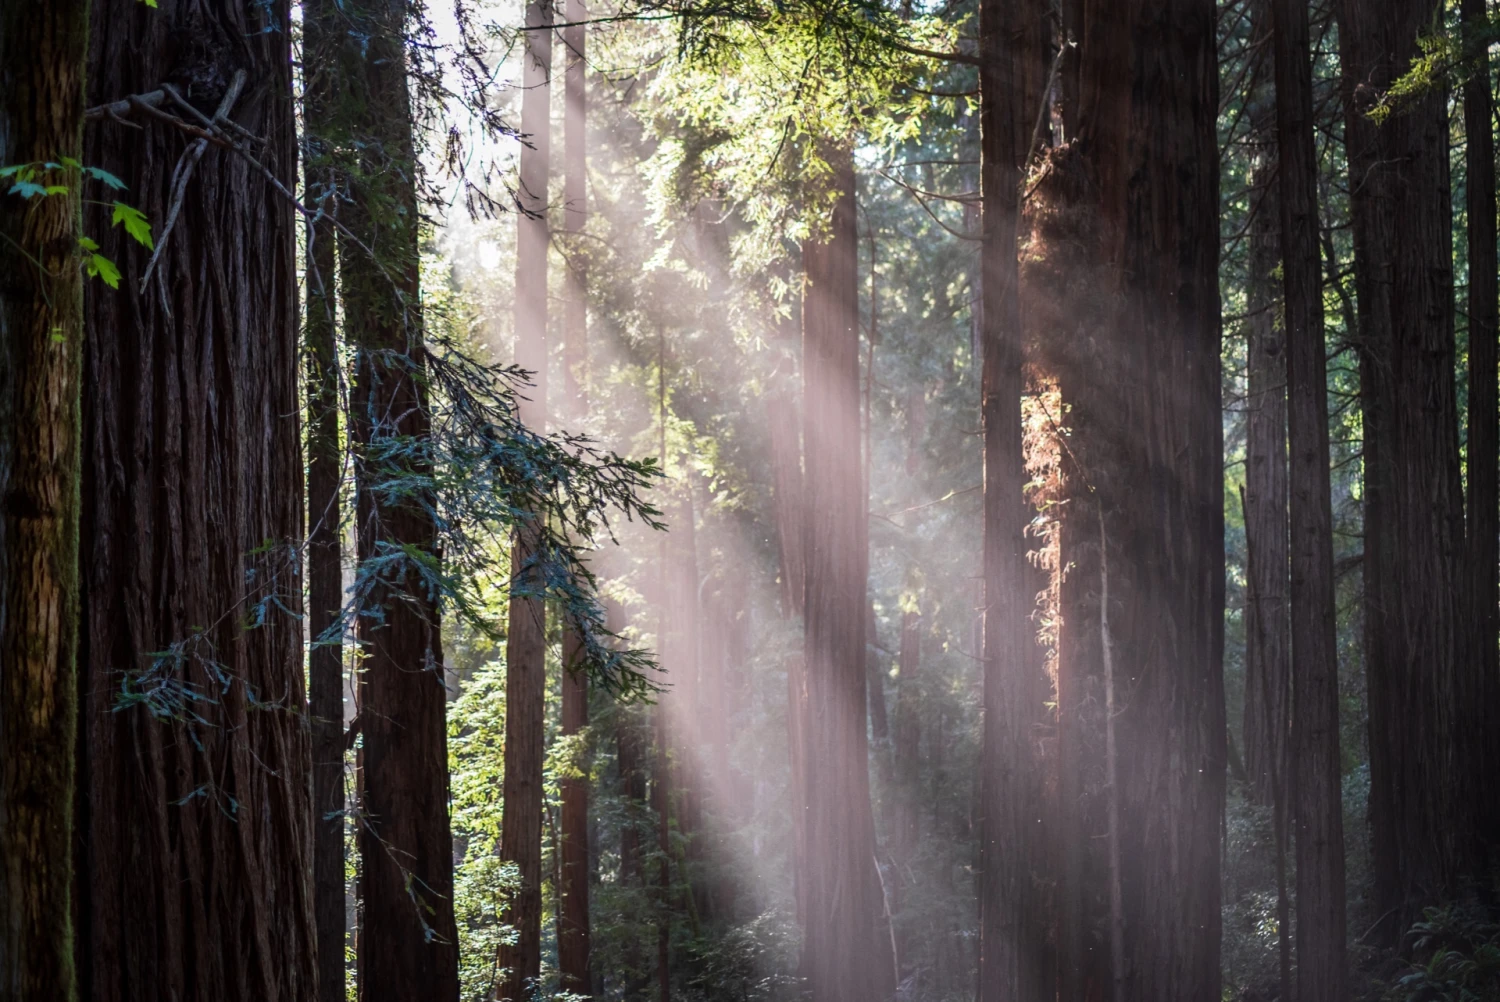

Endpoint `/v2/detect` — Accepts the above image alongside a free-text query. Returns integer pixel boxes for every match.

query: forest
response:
[2,0,1499,999]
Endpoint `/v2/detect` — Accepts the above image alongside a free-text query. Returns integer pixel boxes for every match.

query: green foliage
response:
[1379,908,1500,1002]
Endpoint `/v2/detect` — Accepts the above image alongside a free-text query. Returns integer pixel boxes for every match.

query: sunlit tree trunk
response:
[1271,0,1347,992]
[556,0,591,991]
[300,3,347,998]
[798,149,896,1002]
[77,1,315,998]
[498,0,552,996]
[0,3,87,997]
[1337,0,1476,929]
[1461,0,1499,845]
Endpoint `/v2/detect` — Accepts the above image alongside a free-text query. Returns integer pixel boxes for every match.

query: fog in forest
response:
[2,0,1498,1001]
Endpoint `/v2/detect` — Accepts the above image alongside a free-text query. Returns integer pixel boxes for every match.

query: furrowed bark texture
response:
[1241,0,1290,815]
[1045,0,1227,996]
[556,0,591,989]
[0,2,87,997]
[337,1,458,998]
[300,2,346,998]
[799,153,896,1002]
[77,2,314,999]
[976,0,1052,997]
[498,3,551,995]
[1461,0,1499,843]
[1271,0,1347,993]
[1337,0,1477,922]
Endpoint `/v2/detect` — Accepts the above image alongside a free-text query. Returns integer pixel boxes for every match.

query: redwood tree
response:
[337,0,459,996]
[77,0,314,997]
[1272,0,1346,991]
[0,2,88,997]
[798,151,896,1002]
[498,0,552,995]
[1338,0,1477,924]
[975,0,1052,996]
[556,2,591,986]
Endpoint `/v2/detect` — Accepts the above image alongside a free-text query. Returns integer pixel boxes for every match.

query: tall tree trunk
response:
[1241,2,1290,816]
[798,151,895,1002]
[653,698,671,1002]
[556,0,591,991]
[77,2,315,998]
[1272,0,1346,992]
[498,0,551,996]
[337,1,458,998]
[1461,0,1499,845]
[0,3,87,998]
[1337,0,1476,925]
[976,0,1051,997]
[1046,0,1226,995]
[300,3,347,999]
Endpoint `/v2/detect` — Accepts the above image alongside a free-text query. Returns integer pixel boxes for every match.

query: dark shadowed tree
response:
[300,1,347,998]
[975,0,1052,997]
[77,0,315,998]
[1271,0,1346,991]
[335,0,459,997]
[1337,0,1477,927]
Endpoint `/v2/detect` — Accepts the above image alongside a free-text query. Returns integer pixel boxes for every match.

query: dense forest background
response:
[2,0,1499,1000]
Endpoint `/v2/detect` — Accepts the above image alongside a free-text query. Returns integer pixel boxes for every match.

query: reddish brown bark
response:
[77,2,315,998]
[0,2,88,997]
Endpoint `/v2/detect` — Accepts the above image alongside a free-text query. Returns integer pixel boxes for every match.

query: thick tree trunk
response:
[0,3,87,998]
[1461,0,1499,845]
[336,1,458,998]
[798,151,895,1002]
[556,1,591,990]
[976,0,1052,998]
[498,1,551,996]
[1271,0,1347,992]
[77,2,315,999]
[300,3,347,999]
[1337,0,1476,924]
[1046,0,1226,996]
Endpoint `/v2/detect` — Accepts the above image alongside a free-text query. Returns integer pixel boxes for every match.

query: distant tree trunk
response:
[1271,0,1346,993]
[301,3,347,999]
[556,0,591,991]
[653,697,671,1002]
[76,2,316,999]
[767,337,809,926]
[1241,2,1290,815]
[0,3,87,998]
[1337,0,1476,925]
[334,1,459,999]
[498,0,551,996]
[1461,0,1499,844]
[976,0,1052,997]
[618,707,646,883]
[798,150,895,1002]
[1044,0,1226,996]
[866,601,889,742]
